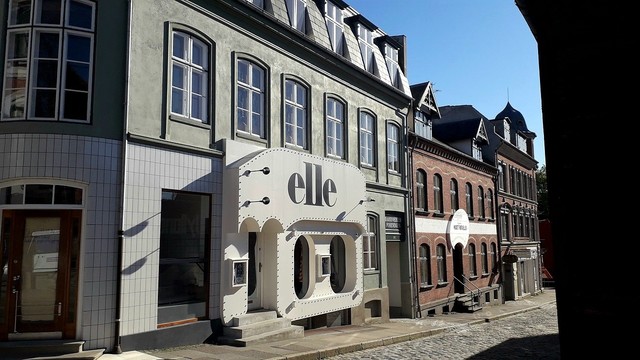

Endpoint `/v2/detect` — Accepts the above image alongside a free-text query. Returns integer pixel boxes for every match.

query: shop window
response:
[363,214,378,271]
[158,190,210,324]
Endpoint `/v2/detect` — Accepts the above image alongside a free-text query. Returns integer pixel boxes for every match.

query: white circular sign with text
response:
[448,209,470,249]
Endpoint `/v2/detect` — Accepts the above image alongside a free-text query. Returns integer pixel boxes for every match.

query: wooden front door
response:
[0,210,81,339]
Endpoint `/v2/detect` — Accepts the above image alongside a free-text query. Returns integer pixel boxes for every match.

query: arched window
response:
[359,111,375,166]
[284,79,308,149]
[236,58,265,138]
[491,242,498,273]
[481,243,489,274]
[487,189,494,219]
[436,244,447,284]
[433,174,443,214]
[419,244,432,288]
[387,122,400,172]
[363,214,378,270]
[500,205,510,241]
[450,178,459,212]
[171,31,209,123]
[416,170,427,212]
[465,182,474,217]
[468,243,477,277]
[326,97,345,158]
[477,186,485,218]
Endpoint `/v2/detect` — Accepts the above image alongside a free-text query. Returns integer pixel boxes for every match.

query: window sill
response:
[477,217,486,221]
[433,212,446,218]
[481,272,490,277]
[436,281,449,288]
[415,210,430,216]
[360,164,377,171]
[468,275,479,280]
[420,284,434,291]
[488,218,496,222]
[388,171,402,177]
[468,216,475,221]
[169,114,210,129]
[236,131,268,145]
[364,269,380,275]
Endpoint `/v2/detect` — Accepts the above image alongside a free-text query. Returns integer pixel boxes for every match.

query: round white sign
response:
[448,209,470,249]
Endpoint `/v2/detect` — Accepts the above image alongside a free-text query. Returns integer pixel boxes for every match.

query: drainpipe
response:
[407,134,421,319]
[113,0,134,354]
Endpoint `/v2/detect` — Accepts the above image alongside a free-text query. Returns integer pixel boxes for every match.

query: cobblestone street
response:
[328,303,559,360]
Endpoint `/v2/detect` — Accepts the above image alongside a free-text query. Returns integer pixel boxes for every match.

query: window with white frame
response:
[498,163,506,191]
[419,244,432,288]
[436,243,447,284]
[363,214,378,271]
[450,178,459,212]
[433,174,443,214]
[284,79,307,149]
[481,242,489,274]
[477,186,485,218]
[387,122,400,172]
[359,111,375,166]
[286,0,306,33]
[236,59,265,138]
[500,205,510,241]
[416,169,427,212]
[171,31,209,123]
[414,110,432,139]
[326,97,344,158]
[357,23,376,74]
[472,140,482,160]
[491,242,498,273]
[325,1,344,55]
[468,243,477,277]
[384,43,400,87]
[2,0,95,122]
[465,182,474,217]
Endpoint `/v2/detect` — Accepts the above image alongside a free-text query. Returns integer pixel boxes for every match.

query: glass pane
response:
[191,71,203,95]
[68,0,93,29]
[296,86,305,106]
[54,185,83,204]
[285,81,293,101]
[38,0,62,25]
[172,64,184,89]
[8,32,30,59]
[5,60,28,88]
[35,59,58,87]
[172,33,185,59]
[251,92,261,113]
[66,34,90,62]
[171,89,184,115]
[2,89,27,118]
[0,185,25,204]
[251,113,262,137]
[63,91,88,120]
[159,191,209,307]
[32,89,57,118]
[237,60,248,84]
[36,32,60,58]
[252,66,263,89]
[237,109,248,132]
[25,184,54,204]
[237,87,248,110]
[65,62,89,91]
[9,0,32,25]
[191,94,202,119]
[192,42,204,67]
[20,218,60,323]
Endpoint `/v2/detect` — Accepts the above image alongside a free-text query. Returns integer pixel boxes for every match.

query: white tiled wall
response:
[119,142,222,336]
[0,133,122,350]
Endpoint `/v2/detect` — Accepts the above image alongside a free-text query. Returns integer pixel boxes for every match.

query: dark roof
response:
[433,118,483,142]
[437,105,486,122]
[410,82,429,101]
[410,81,440,118]
[495,101,534,136]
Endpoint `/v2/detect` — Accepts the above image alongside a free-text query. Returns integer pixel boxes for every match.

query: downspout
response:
[113,0,133,354]
[493,148,506,305]
[408,134,420,319]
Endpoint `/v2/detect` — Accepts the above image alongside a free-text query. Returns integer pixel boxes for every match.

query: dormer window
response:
[325,1,345,55]
[357,24,376,74]
[516,133,527,152]
[472,140,482,160]
[384,43,400,87]
[286,0,307,33]
[246,0,264,8]
[504,120,511,141]
[414,110,432,140]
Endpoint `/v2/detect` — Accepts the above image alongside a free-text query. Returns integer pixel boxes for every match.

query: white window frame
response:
[286,0,307,33]
[387,122,400,173]
[2,0,95,122]
[236,58,265,138]
[385,43,400,87]
[326,97,344,158]
[170,31,209,123]
[284,79,307,149]
[419,244,431,287]
[357,24,376,74]
[359,111,375,166]
[325,1,344,55]
[363,215,378,271]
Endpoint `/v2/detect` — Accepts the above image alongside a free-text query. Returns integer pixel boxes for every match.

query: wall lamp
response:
[243,197,271,207]
[244,167,270,176]
[359,197,375,205]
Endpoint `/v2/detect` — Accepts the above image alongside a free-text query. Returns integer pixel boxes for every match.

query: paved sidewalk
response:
[101,288,556,360]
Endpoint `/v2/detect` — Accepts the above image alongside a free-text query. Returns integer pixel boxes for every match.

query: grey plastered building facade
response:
[1,0,414,353]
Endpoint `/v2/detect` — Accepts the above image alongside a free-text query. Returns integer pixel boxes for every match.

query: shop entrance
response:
[0,210,81,340]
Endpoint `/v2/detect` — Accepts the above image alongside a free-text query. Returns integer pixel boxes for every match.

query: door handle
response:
[57,302,62,317]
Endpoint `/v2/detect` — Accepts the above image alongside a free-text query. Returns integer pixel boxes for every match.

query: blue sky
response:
[346,0,545,167]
